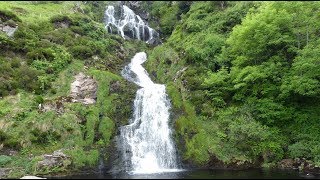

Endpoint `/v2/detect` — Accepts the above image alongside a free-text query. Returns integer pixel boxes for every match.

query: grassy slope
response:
[0,1,77,23]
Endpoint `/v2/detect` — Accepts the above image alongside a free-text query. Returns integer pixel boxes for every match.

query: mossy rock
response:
[0,10,21,22]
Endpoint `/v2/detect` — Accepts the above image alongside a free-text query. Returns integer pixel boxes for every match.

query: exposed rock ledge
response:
[70,72,98,105]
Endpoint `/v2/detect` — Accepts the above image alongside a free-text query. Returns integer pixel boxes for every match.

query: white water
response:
[120,52,180,174]
[104,5,157,44]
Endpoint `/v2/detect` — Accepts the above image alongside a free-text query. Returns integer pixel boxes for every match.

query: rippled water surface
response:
[48,168,320,179]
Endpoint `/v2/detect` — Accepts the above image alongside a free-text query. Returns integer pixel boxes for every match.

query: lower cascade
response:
[119,52,180,174]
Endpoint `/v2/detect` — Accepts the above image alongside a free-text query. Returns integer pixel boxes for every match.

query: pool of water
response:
[47,168,320,179]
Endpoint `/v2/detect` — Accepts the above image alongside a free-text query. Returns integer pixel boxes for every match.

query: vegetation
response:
[146,1,320,169]
[1,0,320,178]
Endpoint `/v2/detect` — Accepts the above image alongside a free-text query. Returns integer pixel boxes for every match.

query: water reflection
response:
[48,168,319,179]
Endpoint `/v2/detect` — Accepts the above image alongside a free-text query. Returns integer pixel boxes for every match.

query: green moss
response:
[65,148,99,169]
[98,116,115,145]
[166,82,182,109]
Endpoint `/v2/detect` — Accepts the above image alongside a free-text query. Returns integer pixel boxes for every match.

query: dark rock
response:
[8,150,18,156]
[0,168,11,179]
[106,24,118,34]
[54,20,70,29]
[123,1,151,21]
[110,81,121,94]
[123,25,136,39]
[278,158,294,169]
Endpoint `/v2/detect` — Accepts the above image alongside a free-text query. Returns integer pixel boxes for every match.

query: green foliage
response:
[83,1,108,22]
[65,148,99,169]
[98,116,115,145]
[34,95,44,104]
[50,14,71,24]
[69,45,94,60]
[0,155,12,167]
[166,82,183,109]
[202,67,232,107]
[281,40,320,98]
[150,1,180,37]
[146,1,320,169]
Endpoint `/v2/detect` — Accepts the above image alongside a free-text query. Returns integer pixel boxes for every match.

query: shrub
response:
[69,45,94,59]
[50,15,72,24]
[10,58,21,68]
[0,155,12,167]
[34,95,44,104]
[27,48,55,61]
[42,28,74,45]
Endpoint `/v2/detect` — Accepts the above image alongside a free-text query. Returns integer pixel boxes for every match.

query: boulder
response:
[36,149,71,170]
[0,24,18,37]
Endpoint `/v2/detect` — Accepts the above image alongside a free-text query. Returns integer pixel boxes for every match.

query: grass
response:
[0,1,77,24]
[49,60,84,98]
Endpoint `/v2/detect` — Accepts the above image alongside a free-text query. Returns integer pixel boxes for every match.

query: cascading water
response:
[119,52,181,174]
[104,5,158,44]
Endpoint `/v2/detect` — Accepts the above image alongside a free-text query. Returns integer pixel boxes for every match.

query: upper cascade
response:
[104,5,160,45]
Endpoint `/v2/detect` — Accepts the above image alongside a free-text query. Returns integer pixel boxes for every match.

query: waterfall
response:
[104,5,159,44]
[119,52,180,174]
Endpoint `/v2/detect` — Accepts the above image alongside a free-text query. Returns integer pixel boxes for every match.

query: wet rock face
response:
[122,1,151,21]
[104,2,161,45]
[70,72,98,105]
